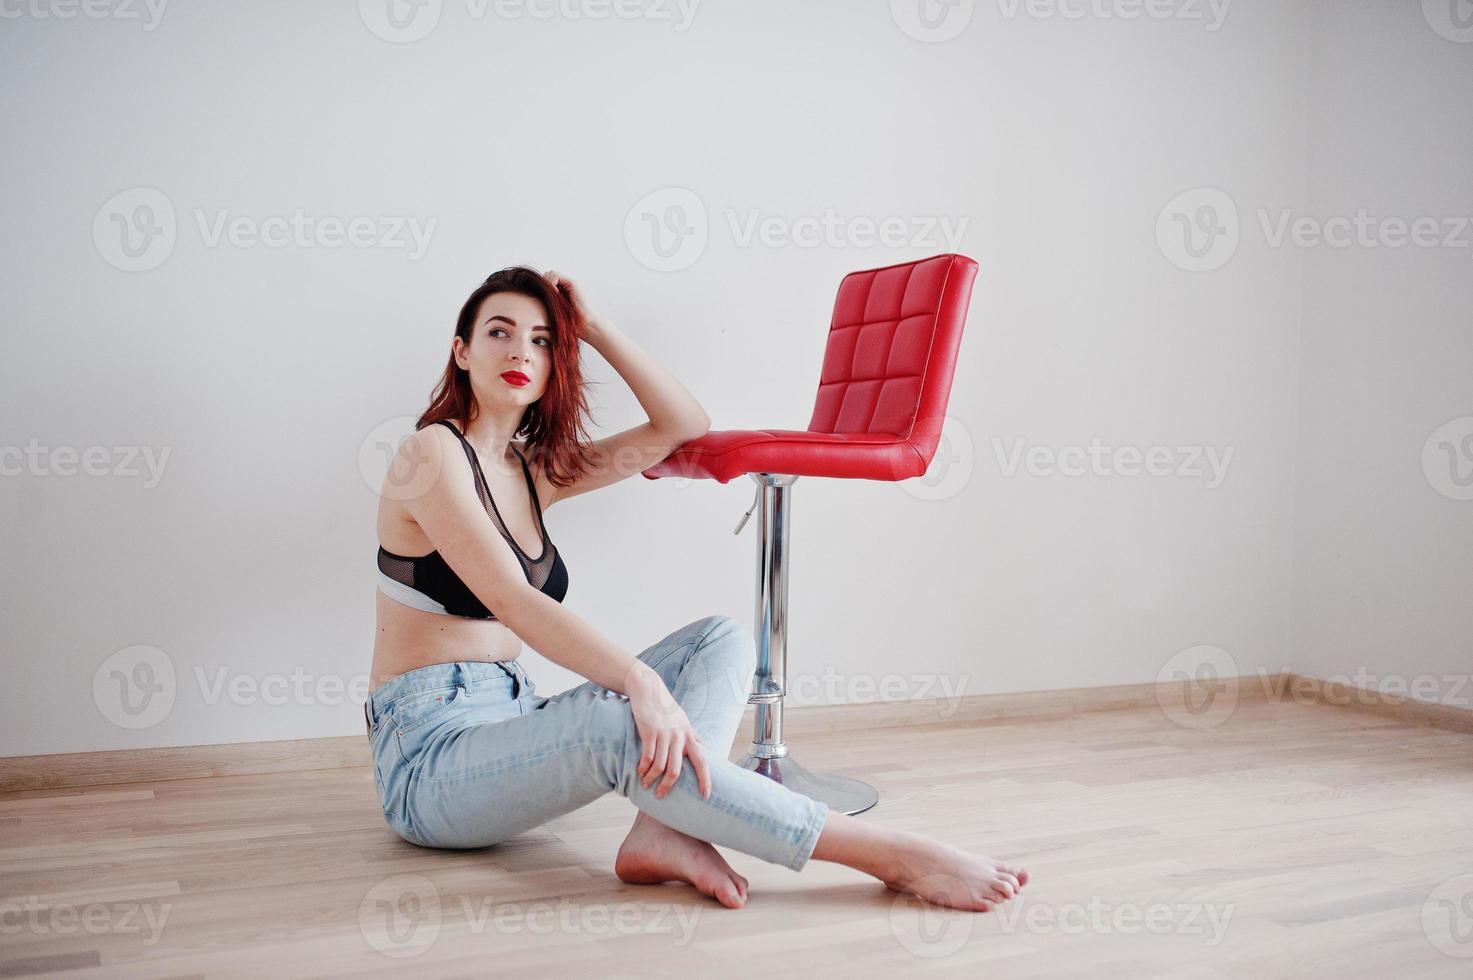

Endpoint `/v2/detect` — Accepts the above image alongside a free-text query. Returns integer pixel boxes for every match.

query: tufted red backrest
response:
[806,254,979,458]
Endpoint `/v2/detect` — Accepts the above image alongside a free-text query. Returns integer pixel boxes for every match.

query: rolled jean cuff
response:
[786,797,830,872]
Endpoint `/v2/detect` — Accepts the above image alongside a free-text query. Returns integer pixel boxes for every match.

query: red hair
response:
[417,265,597,489]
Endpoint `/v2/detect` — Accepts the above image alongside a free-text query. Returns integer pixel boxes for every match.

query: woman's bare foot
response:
[809,810,1030,913]
[615,811,750,909]
[880,830,1029,912]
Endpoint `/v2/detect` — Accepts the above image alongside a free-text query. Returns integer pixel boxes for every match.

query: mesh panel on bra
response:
[376,420,568,618]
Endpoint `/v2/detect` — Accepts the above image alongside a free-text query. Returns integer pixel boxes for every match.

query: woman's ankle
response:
[809,810,917,882]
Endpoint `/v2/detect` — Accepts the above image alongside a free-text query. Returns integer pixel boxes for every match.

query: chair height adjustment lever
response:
[733,485,760,535]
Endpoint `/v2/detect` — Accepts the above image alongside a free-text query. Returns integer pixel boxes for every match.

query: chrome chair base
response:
[738,472,881,817]
[737,751,879,816]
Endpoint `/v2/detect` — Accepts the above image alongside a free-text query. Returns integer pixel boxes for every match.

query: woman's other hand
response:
[623,662,712,801]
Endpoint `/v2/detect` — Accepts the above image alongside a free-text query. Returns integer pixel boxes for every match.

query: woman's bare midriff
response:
[370,589,523,694]
[371,583,527,692]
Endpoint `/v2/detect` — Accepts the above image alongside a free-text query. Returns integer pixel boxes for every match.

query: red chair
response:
[642,253,980,815]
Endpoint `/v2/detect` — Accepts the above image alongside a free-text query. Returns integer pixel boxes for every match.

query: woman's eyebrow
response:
[483,314,550,332]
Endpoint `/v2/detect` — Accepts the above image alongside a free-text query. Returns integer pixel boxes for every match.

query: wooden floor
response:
[2,699,1471,979]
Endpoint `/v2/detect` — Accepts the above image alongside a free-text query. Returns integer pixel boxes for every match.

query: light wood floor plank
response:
[0,698,1470,977]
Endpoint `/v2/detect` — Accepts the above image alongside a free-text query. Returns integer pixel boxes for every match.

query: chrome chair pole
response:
[736,472,879,816]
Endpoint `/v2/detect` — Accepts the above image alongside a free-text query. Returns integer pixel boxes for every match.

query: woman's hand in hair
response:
[544,269,605,344]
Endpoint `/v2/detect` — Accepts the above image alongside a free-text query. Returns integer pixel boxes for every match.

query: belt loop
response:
[506,660,521,698]
[456,662,472,695]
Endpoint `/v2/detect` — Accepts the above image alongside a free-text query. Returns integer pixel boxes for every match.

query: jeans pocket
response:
[386,684,464,738]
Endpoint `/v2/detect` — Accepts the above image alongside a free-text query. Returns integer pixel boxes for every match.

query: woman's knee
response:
[693,615,756,677]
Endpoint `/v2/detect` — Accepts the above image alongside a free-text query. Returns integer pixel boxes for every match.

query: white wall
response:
[3,0,1413,759]
[1291,0,1473,704]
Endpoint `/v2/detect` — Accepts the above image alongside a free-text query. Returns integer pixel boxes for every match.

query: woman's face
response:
[455,291,553,408]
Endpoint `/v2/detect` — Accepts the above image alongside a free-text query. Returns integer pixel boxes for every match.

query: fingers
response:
[638,729,712,801]
[656,739,683,797]
[637,725,657,782]
[546,269,577,298]
[641,733,670,790]
[690,740,712,800]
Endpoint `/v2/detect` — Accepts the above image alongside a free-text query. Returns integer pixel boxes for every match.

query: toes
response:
[714,879,745,908]
[996,871,1021,894]
[1002,863,1029,886]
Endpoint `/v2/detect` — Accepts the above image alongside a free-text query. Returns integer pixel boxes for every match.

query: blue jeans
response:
[367,615,829,871]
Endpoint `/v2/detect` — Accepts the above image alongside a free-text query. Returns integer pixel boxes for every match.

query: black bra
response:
[376,419,569,620]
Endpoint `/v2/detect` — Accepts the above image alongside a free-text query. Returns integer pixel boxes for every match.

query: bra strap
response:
[510,444,544,511]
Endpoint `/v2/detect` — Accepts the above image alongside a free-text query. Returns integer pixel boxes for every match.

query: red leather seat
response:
[643,253,979,483]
